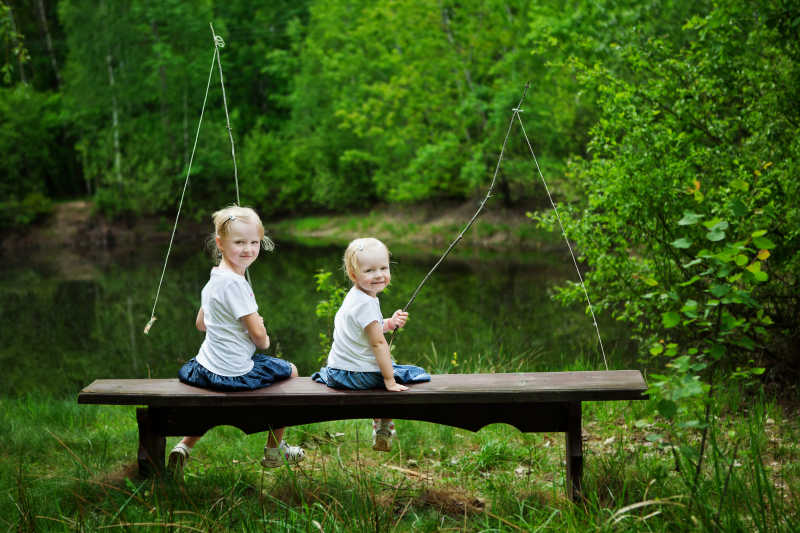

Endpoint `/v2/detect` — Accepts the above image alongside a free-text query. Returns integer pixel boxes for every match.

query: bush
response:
[0,193,53,228]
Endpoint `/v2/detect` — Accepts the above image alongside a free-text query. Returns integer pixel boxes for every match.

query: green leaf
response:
[730,179,749,191]
[679,276,700,287]
[708,344,725,360]
[680,299,699,316]
[678,211,703,225]
[714,248,737,262]
[662,311,680,328]
[752,236,775,249]
[751,229,767,238]
[656,399,677,419]
[712,220,729,231]
[710,284,730,297]
[671,238,692,249]
[706,229,726,241]
[729,199,748,217]
[735,254,748,266]
[650,343,664,355]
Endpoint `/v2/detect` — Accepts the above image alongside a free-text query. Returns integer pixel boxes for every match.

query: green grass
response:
[2,383,798,531]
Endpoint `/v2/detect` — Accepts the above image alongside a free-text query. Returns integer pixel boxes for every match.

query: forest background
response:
[1,0,800,527]
[3,0,798,380]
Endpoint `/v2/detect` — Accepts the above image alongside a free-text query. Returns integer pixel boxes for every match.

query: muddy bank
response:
[0,199,558,274]
[0,201,206,277]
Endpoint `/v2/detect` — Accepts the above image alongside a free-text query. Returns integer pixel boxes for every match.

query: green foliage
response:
[0,3,30,85]
[0,85,70,202]
[532,0,800,505]
[0,192,53,228]
[314,269,347,364]
[5,0,723,218]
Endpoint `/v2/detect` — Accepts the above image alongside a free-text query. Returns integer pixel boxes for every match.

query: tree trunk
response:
[7,6,27,84]
[151,21,175,158]
[183,87,189,168]
[35,0,61,88]
[106,53,122,184]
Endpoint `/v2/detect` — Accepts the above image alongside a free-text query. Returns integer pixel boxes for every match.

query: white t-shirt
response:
[195,267,258,376]
[327,286,384,372]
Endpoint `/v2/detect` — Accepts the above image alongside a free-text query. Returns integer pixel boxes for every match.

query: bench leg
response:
[565,401,583,501]
[137,408,165,477]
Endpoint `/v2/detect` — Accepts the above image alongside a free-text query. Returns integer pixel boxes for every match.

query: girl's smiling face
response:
[350,248,391,297]
[215,219,262,275]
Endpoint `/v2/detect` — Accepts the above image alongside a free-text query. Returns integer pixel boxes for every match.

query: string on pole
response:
[515,113,609,370]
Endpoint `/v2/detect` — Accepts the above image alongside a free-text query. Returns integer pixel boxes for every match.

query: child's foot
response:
[167,442,191,479]
[261,441,305,468]
[372,421,396,452]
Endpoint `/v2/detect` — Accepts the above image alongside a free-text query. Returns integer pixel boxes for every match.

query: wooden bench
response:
[78,370,647,500]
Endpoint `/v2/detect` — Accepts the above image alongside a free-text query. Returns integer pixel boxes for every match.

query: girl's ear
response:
[215,235,224,256]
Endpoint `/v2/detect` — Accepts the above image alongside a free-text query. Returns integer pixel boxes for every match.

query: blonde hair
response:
[343,237,390,279]
[208,205,274,262]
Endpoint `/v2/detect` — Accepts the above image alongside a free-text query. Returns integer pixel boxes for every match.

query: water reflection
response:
[0,240,622,398]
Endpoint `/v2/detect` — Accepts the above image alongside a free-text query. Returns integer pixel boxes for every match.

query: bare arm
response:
[196,308,206,332]
[241,312,270,351]
[365,321,407,392]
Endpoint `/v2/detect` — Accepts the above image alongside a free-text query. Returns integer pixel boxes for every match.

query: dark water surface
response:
[0,240,625,397]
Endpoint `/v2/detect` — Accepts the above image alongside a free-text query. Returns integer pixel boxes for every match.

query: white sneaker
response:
[167,442,190,479]
[261,441,305,468]
[372,421,396,452]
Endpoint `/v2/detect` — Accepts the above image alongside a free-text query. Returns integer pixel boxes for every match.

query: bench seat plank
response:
[78,370,646,407]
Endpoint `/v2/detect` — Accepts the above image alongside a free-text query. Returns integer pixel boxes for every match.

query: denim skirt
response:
[311,363,431,390]
[178,354,293,392]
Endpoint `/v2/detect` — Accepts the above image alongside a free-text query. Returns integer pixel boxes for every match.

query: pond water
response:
[0,239,629,398]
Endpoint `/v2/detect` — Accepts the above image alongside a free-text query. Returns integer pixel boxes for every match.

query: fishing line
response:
[144,24,245,334]
[389,82,530,347]
[515,113,608,370]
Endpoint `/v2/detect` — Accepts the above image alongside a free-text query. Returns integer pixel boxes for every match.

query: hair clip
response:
[226,215,237,223]
[356,242,365,251]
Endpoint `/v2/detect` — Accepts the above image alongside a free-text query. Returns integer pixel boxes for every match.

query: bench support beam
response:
[137,408,165,477]
[135,401,586,501]
[565,401,583,501]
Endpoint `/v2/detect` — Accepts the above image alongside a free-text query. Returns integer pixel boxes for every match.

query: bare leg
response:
[265,363,298,449]
[372,418,395,451]
[178,435,202,449]
[266,428,285,448]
